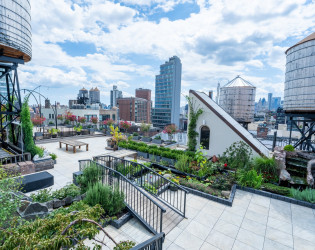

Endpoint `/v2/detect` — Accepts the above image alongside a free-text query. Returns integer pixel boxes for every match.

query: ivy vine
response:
[187,96,203,151]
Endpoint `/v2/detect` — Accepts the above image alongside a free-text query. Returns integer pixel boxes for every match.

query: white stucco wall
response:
[189,91,270,157]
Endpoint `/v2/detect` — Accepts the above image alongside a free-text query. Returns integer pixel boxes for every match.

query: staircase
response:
[79,156,187,235]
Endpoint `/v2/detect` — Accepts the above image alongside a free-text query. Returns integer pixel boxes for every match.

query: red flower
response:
[224,163,228,167]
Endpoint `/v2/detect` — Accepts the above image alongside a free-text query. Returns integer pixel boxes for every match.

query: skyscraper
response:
[89,87,100,104]
[152,56,182,128]
[268,93,272,111]
[135,88,152,123]
[110,85,122,107]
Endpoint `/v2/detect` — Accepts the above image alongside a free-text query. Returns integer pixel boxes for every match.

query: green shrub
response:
[138,146,149,153]
[132,132,138,136]
[49,153,57,160]
[237,169,262,189]
[84,182,125,216]
[76,162,103,194]
[114,240,136,250]
[262,183,291,196]
[290,188,315,203]
[143,182,157,194]
[221,141,252,169]
[148,148,161,155]
[284,145,295,152]
[52,184,81,200]
[30,188,52,202]
[253,157,278,183]
[154,135,161,140]
[174,154,190,173]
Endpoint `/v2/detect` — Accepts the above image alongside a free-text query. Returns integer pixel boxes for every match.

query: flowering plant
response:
[163,124,178,135]
[103,118,114,126]
[90,117,98,124]
[65,112,76,122]
[77,117,86,123]
[31,116,46,126]
[57,115,63,121]
[119,121,131,131]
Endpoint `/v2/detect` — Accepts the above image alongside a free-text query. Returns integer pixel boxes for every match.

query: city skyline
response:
[19,0,315,106]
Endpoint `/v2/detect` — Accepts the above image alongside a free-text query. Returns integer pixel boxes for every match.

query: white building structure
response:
[189,90,269,157]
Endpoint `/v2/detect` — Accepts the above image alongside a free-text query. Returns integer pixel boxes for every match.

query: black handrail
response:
[79,159,166,234]
[93,155,188,218]
[131,232,165,250]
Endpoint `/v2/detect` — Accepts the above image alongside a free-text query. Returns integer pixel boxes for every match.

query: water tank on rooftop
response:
[219,75,256,123]
[0,0,32,62]
[284,32,315,113]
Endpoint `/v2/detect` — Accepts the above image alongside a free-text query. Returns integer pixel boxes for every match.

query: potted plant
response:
[140,123,151,142]
[132,132,140,140]
[48,128,60,138]
[148,148,161,162]
[137,146,149,159]
[50,153,57,164]
[119,121,131,135]
[103,119,115,135]
[109,125,126,150]
[74,125,83,135]
[163,124,178,142]
[152,135,162,144]
[169,176,180,191]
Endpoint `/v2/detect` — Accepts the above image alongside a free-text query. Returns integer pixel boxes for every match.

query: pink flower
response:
[224,163,228,167]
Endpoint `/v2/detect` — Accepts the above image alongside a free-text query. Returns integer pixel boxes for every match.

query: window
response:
[200,126,210,150]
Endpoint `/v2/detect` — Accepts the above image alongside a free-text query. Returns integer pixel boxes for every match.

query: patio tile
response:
[185,205,200,219]
[232,240,258,250]
[206,230,235,250]
[224,204,247,217]
[184,220,212,241]
[267,217,292,235]
[166,226,183,242]
[241,218,266,236]
[268,209,292,224]
[163,238,172,248]
[292,225,315,244]
[250,195,270,208]
[293,236,315,250]
[176,218,191,230]
[213,219,240,238]
[220,210,244,227]
[244,210,268,225]
[247,202,269,216]
[265,227,293,248]
[167,243,185,250]
[207,200,228,210]
[263,238,293,250]
[236,228,264,250]
[173,230,204,250]
[199,241,220,250]
[193,211,218,228]
[201,205,224,218]
[232,199,251,208]
[187,197,208,210]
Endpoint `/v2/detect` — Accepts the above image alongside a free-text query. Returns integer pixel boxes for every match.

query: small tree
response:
[90,117,98,125]
[140,123,150,137]
[163,124,178,141]
[78,117,86,124]
[119,121,131,133]
[31,116,46,127]
[21,99,44,157]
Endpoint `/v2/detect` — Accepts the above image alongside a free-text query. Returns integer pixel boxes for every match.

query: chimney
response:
[209,91,213,99]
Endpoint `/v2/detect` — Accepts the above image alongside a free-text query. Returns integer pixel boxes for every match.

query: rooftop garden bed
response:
[0,162,136,249]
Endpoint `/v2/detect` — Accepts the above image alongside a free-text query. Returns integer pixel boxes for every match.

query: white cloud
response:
[23,0,315,105]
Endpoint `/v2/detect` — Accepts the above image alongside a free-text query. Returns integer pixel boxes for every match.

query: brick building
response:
[135,88,151,123]
[117,97,149,123]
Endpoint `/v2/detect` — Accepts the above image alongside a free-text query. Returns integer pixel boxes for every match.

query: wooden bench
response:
[59,139,89,153]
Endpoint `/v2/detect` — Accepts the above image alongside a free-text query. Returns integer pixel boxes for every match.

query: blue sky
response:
[20,0,315,106]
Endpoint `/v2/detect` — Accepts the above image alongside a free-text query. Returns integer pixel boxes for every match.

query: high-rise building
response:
[268,93,272,111]
[45,99,51,108]
[78,87,89,105]
[89,87,100,104]
[271,97,281,111]
[152,56,182,128]
[135,88,152,123]
[110,85,123,107]
[117,97,149,123]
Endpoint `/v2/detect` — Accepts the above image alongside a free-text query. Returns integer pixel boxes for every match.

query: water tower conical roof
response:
[223,75,255,88]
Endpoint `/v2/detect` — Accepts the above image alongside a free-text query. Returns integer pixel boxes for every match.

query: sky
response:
[20,0,315,106]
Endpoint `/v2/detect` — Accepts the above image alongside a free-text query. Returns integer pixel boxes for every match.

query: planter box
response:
[132,136,141,140]
[34,132,43,140]
[149,154,161,162]
[89,129,95,135]
[110,212,133,229]
[152,139,162,144]
[142,137,152,142]
[161,157,175,165]
[73,171,83,185]
[137,151,148,159]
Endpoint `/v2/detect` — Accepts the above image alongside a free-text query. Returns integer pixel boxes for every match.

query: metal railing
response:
[79,159,166,234]
[0,152,31,165]
[93,155,188,218]
[131,232,164,250]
